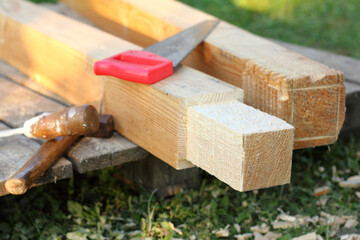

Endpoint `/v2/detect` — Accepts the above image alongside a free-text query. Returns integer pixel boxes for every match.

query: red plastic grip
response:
[94,50,173,84]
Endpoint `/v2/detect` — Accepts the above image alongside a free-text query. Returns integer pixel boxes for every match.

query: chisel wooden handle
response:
[5,135,78,195]
[5,114,114,195]
[27,104,99,139]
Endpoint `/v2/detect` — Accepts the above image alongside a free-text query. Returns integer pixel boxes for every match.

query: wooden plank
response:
[0,123,73,196]
[0,59,148,192]
[60,0,345,148]
[0,77,65,128]
[67,133,148,173]
[0,0,294,191]
[0,59,71,106]
[270,39,360,85]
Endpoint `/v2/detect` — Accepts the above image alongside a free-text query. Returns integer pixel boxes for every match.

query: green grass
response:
[1,138,359,239]
[179,0,360,59]
[3,0,359,239]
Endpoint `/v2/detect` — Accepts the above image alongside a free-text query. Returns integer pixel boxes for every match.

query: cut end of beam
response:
[187,101,294,191]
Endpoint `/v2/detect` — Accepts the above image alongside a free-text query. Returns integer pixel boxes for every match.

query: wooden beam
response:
[67,133,148,173]
[269,39,360,138]
[60,0,345,149]
[0,0,293,191]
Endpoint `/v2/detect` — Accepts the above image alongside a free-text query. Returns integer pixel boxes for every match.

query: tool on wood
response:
[4,114,114,195]
[94,20,219,84]
[0,104,99,139]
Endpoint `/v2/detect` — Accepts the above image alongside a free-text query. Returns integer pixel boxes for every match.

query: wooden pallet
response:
[0,60,148,196]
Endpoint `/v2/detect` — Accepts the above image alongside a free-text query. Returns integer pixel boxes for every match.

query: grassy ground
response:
[0,139,359,239]
[1,0,359,239]
[179,0,360,59]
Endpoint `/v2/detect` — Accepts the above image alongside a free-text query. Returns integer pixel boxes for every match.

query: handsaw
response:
[94,20,219,84]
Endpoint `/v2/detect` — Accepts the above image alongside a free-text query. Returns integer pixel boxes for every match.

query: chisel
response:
[0,104,99,139]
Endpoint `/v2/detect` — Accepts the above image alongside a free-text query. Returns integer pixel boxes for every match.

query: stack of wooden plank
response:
[0,0,345,193]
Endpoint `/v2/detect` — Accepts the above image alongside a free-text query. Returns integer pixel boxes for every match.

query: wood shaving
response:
[356,191,360,198]
[250,223,269,234]
[254,232,267,240]
[234,223,241,233]
[341,234,360,240]
[264,231,281,240]
[278,213,296,222]
[212,224,230,237]
[293,232,317,240]
[316,196,328,206]
[339,175,360,188]
[330,230,338,238]
[344,219,358,228]
[317,235,324,240]
[253,232,281,240]
[314,186,331,197]
[235,233,253,240]
[271,221,293,229]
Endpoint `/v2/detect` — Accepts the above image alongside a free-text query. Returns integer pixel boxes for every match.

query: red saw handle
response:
[94,50,173,84]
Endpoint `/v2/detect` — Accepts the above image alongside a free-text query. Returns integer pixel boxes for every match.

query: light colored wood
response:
[0,59,70,106]
[60,0,345,148]
[0,123,73,196]
[67,133,149,173]
[268,39,360,138]
[270,39,360,85]
[187,101,293,191]
[0,0,294,191]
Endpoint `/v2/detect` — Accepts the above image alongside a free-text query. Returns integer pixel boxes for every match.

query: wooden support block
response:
[0,1,294,191]
[60,0,345,148]
[118,155,200,198]
[0,123,73,196]
[67,133,148,173]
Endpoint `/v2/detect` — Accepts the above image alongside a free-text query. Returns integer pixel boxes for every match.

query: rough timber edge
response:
[58,0,345,149]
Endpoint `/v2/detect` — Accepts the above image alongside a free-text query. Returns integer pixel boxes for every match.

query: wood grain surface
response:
[60,0,345,148]
[0,0,294,191]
